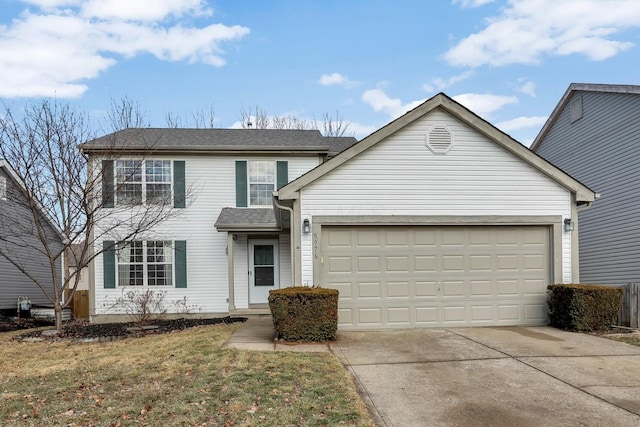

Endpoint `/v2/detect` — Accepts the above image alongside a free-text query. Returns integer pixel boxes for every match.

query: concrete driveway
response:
[330,327,640,427]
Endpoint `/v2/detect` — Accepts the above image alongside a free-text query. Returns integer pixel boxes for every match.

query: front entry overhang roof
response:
[214,207,280,232]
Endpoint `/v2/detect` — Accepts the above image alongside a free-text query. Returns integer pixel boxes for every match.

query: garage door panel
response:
[525,304,546,321]
[386,256,409,271]
[443,306,466,322]
[387,282,410,298]
[416,281,439,298]
[497,279,518,295]
[358,282,381,298]
[357,230,380,246]
[471,280,493,296]
[321,225,551,329]
[471,305,493,321]
[415,256,437,272]
[442,255,466,271]
[386,230,410,246]
[358,308,383,325]
[442,281,465,297]
[387,307,411,324]
[327,256,352,273]
[357,256,381,272]
[498,305,520,321]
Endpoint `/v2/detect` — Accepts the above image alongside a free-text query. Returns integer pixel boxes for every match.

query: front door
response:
[249,239,279,304]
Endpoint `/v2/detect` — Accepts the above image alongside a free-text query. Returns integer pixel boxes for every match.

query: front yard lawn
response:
[0,324,373,426]
[607,334,640,347]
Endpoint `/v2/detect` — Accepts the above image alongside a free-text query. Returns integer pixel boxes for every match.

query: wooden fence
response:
[64,290,90,319]
[618,283,640,328]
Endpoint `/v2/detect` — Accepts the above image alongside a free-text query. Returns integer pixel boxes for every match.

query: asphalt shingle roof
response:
[81,128,357,156]
[214,207,278,231]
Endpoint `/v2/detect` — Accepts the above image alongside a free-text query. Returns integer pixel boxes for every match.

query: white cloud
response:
[318,72,358,88]
[495,115,547,132]
[81,0,211,22]
[362,89,425,118]
[452,93,519,116]
[517,81,536,97]
[445,0,640,67]
[431,70,475,90]
[0,1,249,98]
[452,0,495,8]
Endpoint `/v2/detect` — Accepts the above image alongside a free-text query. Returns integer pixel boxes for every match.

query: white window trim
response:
[114,160,173,207]
[116,240,174,287]
[248,160,276,207]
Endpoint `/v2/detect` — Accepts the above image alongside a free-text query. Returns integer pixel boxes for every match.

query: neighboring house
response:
[532,83,640,287]
[0,159,64,315]
[84,93,596,329]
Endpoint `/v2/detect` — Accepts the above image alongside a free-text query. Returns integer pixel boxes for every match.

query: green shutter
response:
[235,160,248,207]
[102,160,114,208]
[276,161,288,189]
[103,241,116,288]
[175,240,187,288]
[173,160,186,208]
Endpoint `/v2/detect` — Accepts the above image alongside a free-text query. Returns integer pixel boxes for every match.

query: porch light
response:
[302,218,311,234]
[564,218,574,232]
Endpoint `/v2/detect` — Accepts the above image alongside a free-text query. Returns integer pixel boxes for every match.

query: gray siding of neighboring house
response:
[0,168,62,311]
[535,91,640,286]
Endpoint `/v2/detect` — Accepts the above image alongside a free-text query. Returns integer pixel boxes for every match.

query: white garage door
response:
[321,225,551,329]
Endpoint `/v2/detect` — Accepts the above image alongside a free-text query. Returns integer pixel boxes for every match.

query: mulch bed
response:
[0,316,246,341]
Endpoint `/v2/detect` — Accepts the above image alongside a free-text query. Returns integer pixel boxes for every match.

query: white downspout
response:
[273,194,295,287]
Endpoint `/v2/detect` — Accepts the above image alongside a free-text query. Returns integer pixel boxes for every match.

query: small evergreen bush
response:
[547,284,623,332]
[268,287,339,341]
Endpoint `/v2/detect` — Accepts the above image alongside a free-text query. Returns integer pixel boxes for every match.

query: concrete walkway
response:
[222,316,330,352]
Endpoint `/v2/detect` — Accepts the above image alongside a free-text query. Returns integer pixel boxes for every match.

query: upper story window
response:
[249,161,275,206]
[0,176,6,201]
[115,160,172,206]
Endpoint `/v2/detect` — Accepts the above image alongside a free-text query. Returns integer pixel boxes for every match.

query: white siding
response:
[233,235,249,309]
[300,110,573,285]
[279,234,292,287]
[93,154,319,316]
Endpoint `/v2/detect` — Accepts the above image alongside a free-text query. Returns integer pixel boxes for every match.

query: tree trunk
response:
[54,299,63,330]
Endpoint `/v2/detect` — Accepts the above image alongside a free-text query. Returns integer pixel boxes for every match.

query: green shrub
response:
[268,286,339,341]
[547,284,623,332]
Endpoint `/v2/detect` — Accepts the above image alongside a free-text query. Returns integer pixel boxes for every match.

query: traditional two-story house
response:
[85,94,596,330]
[81,128,356,321]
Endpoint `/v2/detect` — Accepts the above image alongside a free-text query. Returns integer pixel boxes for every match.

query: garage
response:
[321,225,551,329]
[276,94,596,330]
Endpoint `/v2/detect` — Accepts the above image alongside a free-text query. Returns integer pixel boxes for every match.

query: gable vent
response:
[425,125,453,154]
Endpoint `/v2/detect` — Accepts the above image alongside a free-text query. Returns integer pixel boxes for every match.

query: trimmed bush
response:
[547,284,623,332]
[268,287,339,341]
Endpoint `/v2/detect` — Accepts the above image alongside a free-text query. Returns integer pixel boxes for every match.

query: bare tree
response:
[0,99,187,329]
[165,104,216,128]
[239,105,269,129]
[238,106,352,136]
[318,110,352,137]
[106,96,150,131]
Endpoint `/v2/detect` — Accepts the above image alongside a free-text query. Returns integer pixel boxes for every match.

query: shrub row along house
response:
[80,93,596,329]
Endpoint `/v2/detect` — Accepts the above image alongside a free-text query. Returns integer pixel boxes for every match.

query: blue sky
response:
[1,0,640,145]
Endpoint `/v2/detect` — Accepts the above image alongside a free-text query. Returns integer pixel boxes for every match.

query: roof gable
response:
[277,93,595,203]
[0,159,65,240]
[531,83,640,151]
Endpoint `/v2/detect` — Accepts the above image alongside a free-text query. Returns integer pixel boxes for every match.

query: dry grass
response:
[0,325,373,426]
[607,334,640,347]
